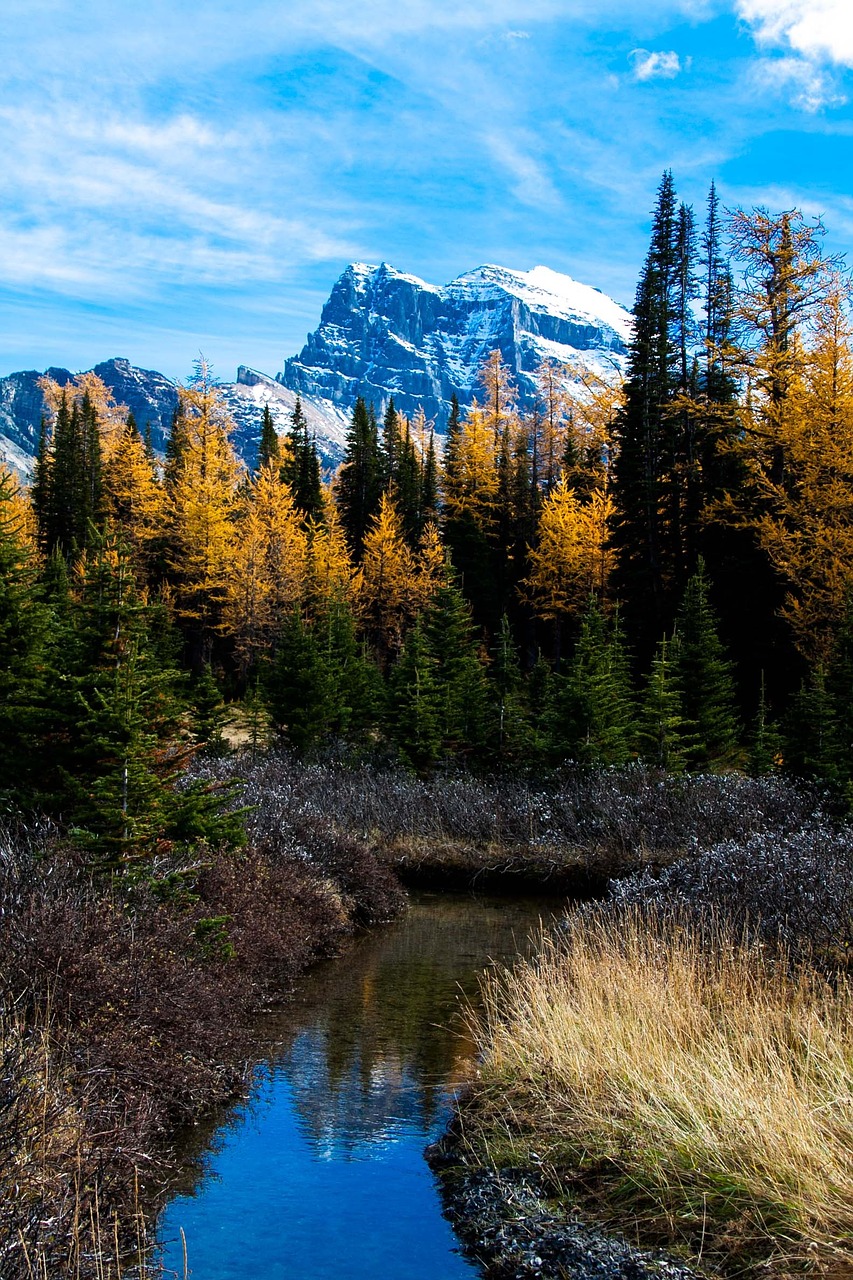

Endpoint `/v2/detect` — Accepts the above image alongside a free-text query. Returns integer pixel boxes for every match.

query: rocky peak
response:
[278,261,631,429]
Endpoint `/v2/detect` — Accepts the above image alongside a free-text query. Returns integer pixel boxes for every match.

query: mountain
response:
[0,262,632,476]
[0,359,349,478]
[278,262,632,427]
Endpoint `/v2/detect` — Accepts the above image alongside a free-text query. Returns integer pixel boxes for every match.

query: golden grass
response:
[464,908,853,1274]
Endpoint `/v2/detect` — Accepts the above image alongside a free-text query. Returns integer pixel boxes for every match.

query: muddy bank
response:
[380,836,613,895]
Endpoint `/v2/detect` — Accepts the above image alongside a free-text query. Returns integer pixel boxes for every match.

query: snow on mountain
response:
[0,260,632,477]
[278,261,632,428]
[227,368,350,464]
[0,360,348,478]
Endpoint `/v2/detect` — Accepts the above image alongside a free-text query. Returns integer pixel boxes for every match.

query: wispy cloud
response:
[750,54,846,111]
[2,0,852,378]
[629,49,689,81]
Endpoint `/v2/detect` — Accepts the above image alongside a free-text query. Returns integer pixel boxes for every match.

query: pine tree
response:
[488,613,534,761]
[282,396,323,521]
[336,397,382,559]
[422,577,489,756]
[672,560,740,769]
[381,397,402,489]
[318,596,384,744]
[610,172,695,654]
[387,619,441,770]
[264,610,329,755]
[189,663,229,757]
[61,527,240,868]
[784,667,837,782]
[35,389,105,557]
[0,469,51,804]
[747,673,783,776]
[258,404,280,470]
[638,634,694,772]
[547,598,634,765]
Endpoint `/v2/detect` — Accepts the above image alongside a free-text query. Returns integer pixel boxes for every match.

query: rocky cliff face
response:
[0,360,348,478]
[278,262,632,428]
[0,359,180,476]
[0,261,632,476]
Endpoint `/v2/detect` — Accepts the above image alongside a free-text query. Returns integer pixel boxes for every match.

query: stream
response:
[155,889,562,1279]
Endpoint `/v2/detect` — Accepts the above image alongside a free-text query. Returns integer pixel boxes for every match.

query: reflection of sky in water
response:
[156,893,559,1280]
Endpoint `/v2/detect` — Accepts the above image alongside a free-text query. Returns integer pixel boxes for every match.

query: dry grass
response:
[464,908,853,1274]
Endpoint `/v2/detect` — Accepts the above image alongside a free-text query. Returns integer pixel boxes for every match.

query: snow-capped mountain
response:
[278,262,632,427]
[0,261,632,476]
[0,360,349,478]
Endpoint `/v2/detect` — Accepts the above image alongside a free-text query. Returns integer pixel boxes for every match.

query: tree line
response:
[3,172,853,865]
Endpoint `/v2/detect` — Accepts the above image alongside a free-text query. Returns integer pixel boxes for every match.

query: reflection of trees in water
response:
[277,894,557,1157]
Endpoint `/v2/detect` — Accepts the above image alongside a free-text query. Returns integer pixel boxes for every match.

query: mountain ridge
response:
[0,261,631,475]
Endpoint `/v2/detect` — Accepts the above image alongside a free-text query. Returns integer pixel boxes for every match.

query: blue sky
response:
[2,0,853,381]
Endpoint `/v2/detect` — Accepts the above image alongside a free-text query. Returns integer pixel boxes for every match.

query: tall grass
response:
[465,908,853,1272]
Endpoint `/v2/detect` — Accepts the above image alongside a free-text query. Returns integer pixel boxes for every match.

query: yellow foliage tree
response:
[102,418,164,565]
[413,520,447,609]
[4,467,39,554]
[526,475,615,620]
[441,403,500,529]
[165,365,241,650]
[39,372,130,460]
[305,494,355,615]
[225,461,310,674]
[358,493,420,660]
[749,280,853,658]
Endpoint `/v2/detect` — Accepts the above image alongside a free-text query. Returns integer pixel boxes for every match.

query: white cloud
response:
[737,0,853,67]
[482,131,562,207]
[629,49,688,81]
[751,53,847,110]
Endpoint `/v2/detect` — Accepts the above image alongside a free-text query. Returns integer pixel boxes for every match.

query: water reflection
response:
[156,891,562,1280]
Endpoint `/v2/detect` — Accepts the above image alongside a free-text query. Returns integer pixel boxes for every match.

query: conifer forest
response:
[5,177,853,830]
[2,174,853,1280]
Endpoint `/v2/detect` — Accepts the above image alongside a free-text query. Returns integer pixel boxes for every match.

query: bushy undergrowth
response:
[609,820,853,964]
[0,813,402,1279]
[465,908,853,1275]
[200,753,829,882]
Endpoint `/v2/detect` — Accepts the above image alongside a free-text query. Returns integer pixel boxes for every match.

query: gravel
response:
[427,1146,702,1280]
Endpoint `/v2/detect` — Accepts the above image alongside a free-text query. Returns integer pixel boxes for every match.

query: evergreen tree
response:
[258,404,280,470]
[60,527,239,867]
[488,613,534,761]
[387,619,441,770]
[336,397,382,559]
[610,172,696,654]
[395,421,423,547]
[0,470,51,804]
[547,598,634,765]
[190,663,229,757]
[784,667,837,782]
[282,396,323,521]
[672,560,740,769]
[422,578,489,756]
[747,673,783,776]
[35,390,105,557]
[264,610,329,755]
[319,596,385,745]
[638,634,694,772]
[381,398,402,489]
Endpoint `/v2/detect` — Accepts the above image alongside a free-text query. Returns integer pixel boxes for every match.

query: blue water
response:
[156,892,556,1280]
